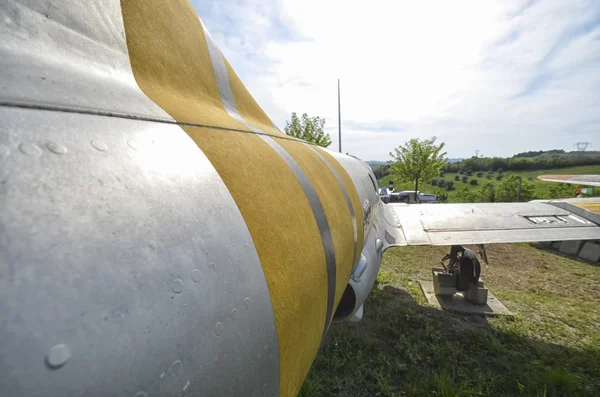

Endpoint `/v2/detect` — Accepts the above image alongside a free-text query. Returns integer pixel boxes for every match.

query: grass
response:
[380,165,600,202]
[299,244,600,396]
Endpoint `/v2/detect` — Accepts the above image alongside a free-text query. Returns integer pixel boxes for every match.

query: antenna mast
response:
[338,79,342,153]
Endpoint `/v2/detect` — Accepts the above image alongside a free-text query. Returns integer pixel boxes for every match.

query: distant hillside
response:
[366,161,388,167]
[538,151,600,160]
[368,158,463,167]
[367,151,599,170]
[444,150,600,173]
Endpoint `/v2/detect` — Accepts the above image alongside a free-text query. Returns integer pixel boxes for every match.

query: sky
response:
[192,0,600,161]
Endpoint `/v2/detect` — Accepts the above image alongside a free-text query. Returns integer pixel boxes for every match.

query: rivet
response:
[191,269,201,283]
[169,360,182,378]
[91,140,108,152]
[244,244,251,253]
[244,297,251,309]
[19,143,42,156]
[231,308,238,321]
[46,343,71,369]
[214,321,224,336]
[172,279,184,294]
[0,145,9,159]
[46,141,67,155]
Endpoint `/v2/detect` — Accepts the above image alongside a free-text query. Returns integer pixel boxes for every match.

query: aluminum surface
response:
[382,201,600,247]
[338,212,385,321]
[201,19,241,120]
[0,107,279,397]
[0,0,172,121]
[545,198,600,225]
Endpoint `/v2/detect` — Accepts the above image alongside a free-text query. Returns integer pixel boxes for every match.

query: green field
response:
[300,244,600,396]
[379,165,600,202]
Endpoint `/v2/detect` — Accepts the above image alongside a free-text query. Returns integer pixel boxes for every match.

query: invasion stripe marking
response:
[202,22,337,337]
[305,144,358,274]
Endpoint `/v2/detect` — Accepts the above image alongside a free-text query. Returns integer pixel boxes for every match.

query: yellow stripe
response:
[119,1,338,395]
[182,127,327,396]
[223,58,284,136]
[315,148,365,260]
[277,141,356,312]
[120,0,253,132]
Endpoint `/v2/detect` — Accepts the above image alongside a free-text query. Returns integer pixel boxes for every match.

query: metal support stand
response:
[434,245,487,305]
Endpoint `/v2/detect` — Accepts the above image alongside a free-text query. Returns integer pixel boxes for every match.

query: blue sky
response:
[193,0,600,161]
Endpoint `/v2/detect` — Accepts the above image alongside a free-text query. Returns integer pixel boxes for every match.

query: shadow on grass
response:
[300,282,599,397]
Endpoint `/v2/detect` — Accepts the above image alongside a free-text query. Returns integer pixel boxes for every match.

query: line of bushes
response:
[444,154,600,173]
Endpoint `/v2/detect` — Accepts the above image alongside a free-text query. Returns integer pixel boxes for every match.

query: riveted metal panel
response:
[0,0,172,121]
[0,107,279,397]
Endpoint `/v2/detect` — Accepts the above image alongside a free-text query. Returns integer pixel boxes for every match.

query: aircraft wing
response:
[537,174,600,186]
[381,198,600,247]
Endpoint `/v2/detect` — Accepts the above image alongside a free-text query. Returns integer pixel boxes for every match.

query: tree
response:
[496,174,535,202]
[389,137,447,202]
[548,183,575,199]
[435,188,448,203]
[372,165,390,180]
[478,181,496,202]
[284,112,331,147]
[456,187,478,203]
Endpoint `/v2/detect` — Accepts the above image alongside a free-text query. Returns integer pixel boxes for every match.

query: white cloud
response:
[194,0,600,160]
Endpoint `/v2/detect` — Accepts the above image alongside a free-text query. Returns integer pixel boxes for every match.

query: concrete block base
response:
[465,283,489,305]
[419,281,512,316]
[432,268,457,296]
[578,241,600,262]
[560,240,584,256]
